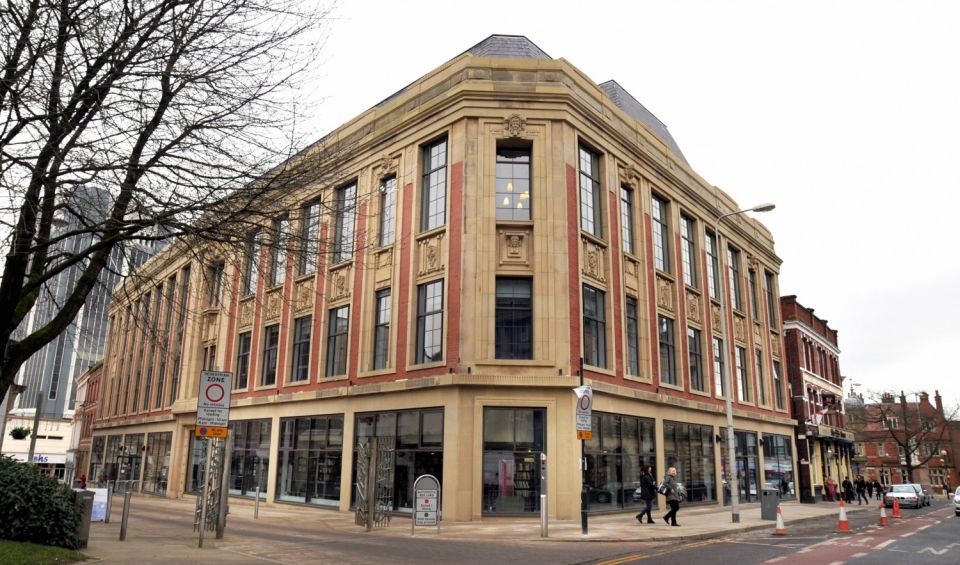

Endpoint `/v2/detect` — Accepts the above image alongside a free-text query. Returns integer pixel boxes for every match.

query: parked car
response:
[908,483,932,506]
[953,486,960,516]
[885,484,923,509]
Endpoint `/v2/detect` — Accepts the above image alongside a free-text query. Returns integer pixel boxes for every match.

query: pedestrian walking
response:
[856,475,868,505]
[634,465,656,525]
[842,476,855,504]
[866,479,873,499]
[825,477,836,502]
[873,479,883,501]
[661,467,683,527]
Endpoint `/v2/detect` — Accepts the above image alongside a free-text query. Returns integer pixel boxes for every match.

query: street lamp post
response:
[714,203,775,523]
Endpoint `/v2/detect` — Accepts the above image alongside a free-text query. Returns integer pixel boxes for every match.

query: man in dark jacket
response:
[856,475,869,505]
[635,465,656,524]
[842,477,855,503]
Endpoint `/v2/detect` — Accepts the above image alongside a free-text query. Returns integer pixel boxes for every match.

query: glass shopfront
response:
[353,409,444,513]
[229,419,271,498]
[721,429,760,504]
[143,432,172,495]
[663,421,716,504]
[482,407,545,514]
[762,434,795,499]
[584,413,656,512]
[276,415,343,506]
[120,434,144,484]
[89,436,106,486]
[103,435,122,484]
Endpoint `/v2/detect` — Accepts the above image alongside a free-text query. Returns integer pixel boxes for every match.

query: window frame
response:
[243,230,260,296]
[727,246,743,311]
[652,194,670,273]
[206,262,224,307]
[755,349,767,405]
[372,289,391,370]
[625,295,640,376]
[235,331,252,390]
[735,346,749,402]
[298,200,321,276]
[495,277,533,360]
[582,284,607,368]
[378,177,397,246]
[578,145,603,237]
[290,315,312,383]
[713,337,726,397]
[765,270,778,328]
[680,214,697,287]
[415,280,444,364]
[269,217,288,288]
[420,137,448,232]
[688,327,704,392]
[705,231,720,300]
[333,183,357,264]
[620,186,635,255]
[326,306,350,377]
[658,315,677,386]
[495,146,532,221]
[261,324,280,387]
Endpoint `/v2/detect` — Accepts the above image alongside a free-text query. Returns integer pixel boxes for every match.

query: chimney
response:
[935,390,944,415]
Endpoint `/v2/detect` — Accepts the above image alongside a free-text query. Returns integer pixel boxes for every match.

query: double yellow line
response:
[592,538,722,565]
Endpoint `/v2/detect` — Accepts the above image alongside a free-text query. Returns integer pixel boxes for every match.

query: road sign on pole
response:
[574,385,592,440]
[195,371,232,438]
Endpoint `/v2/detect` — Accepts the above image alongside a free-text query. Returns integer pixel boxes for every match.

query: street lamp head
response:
[750,203,776,213]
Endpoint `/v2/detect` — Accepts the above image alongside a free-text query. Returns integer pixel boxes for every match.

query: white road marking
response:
[827,561,845,565]
[764,557,787,563]
[900,532,915,538]
[916,524,931,531]
[851,552,868,558]
[874,540,896,550]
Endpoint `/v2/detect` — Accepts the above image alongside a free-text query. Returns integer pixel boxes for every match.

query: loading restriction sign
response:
[412,474,441,535]
[195,370,233,437]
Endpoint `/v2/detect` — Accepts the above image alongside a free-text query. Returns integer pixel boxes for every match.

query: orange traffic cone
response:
[773,504,787,535]
[837,499,851,533]
[879,502,889,526]
[892,497,901,519]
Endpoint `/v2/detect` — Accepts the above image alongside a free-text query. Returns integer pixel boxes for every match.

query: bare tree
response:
[856,390,958,483]
[0,0,340,404]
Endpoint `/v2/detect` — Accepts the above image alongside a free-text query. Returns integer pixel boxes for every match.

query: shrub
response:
[0,455,81,549]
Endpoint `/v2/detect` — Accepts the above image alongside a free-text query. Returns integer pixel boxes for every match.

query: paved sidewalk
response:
[82,494,873,563]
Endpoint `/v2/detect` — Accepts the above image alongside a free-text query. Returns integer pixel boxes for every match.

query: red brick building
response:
[69,361,102,484]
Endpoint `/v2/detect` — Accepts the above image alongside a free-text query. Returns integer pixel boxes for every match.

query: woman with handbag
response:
[635,465,656,524]
[662,467,682,526]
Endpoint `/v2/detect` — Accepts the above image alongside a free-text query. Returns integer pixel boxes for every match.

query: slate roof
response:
[464,34,552,59]
[598,80,688,165]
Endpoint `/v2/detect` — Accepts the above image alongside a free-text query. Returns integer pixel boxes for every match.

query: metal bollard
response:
[119,491,132,541]
[254,484,260,519]
[540,494,548,538]
[105,483,113,524]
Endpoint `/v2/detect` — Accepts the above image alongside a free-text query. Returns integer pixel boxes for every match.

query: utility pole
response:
[27,391,44,464]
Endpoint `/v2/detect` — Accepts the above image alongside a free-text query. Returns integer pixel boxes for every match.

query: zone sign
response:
[196,370,232,428]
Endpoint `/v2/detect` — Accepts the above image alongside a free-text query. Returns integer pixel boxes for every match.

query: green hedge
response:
[0,455,80,549]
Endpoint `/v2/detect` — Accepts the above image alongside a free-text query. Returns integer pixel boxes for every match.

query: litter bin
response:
[75,490,95,549]
[760,488,779,521]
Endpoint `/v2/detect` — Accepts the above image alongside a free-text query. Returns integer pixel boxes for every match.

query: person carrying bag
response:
[635,465,656,524]
[661,467,682,527]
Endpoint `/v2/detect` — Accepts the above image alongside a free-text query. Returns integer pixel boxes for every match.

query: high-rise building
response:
[88,35,794,520]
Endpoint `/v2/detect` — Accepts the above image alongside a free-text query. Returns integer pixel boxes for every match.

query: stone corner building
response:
[88,35,796,520]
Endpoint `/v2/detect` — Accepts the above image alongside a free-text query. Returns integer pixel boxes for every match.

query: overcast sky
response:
[298,1,960,409]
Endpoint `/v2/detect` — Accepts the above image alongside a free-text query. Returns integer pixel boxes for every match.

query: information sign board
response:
[574,385,593,440]
[412,474,441,534]
[195,370,232,437]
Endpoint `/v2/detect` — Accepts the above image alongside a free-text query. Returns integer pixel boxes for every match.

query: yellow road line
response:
[592,538,722,565]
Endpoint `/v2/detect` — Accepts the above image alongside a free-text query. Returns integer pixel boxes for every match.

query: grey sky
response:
[299,1,960,408]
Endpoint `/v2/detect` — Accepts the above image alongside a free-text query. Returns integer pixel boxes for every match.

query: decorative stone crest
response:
[294,277,314,313]
[712,304,722,333]
[617,163,641,189]
[753,322,762,341]
[623,257,639,292]
[417,234,445,276]
[498,229,531,268]
[374,153,400,178]
[686,291,701,324]
[656,276,674,313]
[504,114,526,138]
[329,265,351,302]
[203,312,219,343]
[264,288,282,321]
[239,298,254,328]
[771,334,782,358]
[581,238,606,283]
[734,315,746,343]
[375,248,393,286]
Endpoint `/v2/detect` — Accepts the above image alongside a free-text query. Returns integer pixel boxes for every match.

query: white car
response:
[954,486,960,516]
[885,484,922,509]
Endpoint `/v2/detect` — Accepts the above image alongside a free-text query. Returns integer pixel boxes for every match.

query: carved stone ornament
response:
[753,323,762,341]
[498,229,531,268]
[618,164,641,189]
[264,288,282,321]
[624,257,639,292]
[417,234,445,276]
[686,291,701,324]
[771,334,782,358]
[375,154,399,178]
[203,312,219,343]
[712,304,722,333]
[375,248,393,286]
[504,114,526,138]
[581,239,606,283]
[239,298,254,328]
[294,277,314,313]
[330,266,351,302]
[656,276,674,313]
[734,315,746,343]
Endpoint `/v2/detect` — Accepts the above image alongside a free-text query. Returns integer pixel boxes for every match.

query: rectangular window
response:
[299,201,320,275]
[773,360,784,410]
[652,195,670,273]
[620,187,635,254]
[727,246,743,311]
[583,413,657,511]
[625,296,640,376]
[483,407,545,514]
[495,278,533,359]
[372,289,391,370]
[269,217,288,287]
[290,316,311,382]
[765,271,778,328]
[663,421,717,504]
[243,230,260,296]
[496,147,531,221]
[680,215,697,287]
[578,146,602,237]
[276,415,343,506]
[416,281,444,364]
[235,332,251,390]
[748,269,759,319]
[326,306,349,376]
[688,327,704,392]
[333,183,356,263]
[202,345,217,371]
[705,231,720,300]
[736,346,749,402]
[168,266,190,406]
[658,315,676,386]
[421,138,447,231]
[207,263,224,307]
[582,285,606,368]
[755,349,766,405]
[379,177,397,246]
[261,324,279,386]
[713,337,726,397]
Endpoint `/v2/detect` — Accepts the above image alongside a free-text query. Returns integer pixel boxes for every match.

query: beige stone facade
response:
[90,36,797,520]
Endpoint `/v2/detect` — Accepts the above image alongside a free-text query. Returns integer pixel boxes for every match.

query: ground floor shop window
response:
[482,407,545,514]
[584,413,656,512]
[143,432,172,495]
[721,429,759,504]
[89,436,106,486]
[276,415,343,506]
[663,421,716,504]
[102,435,122,485]
[353,408,444,513]
[119,434,145,487]
[229,419,271,498]
[762,434,794,499]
